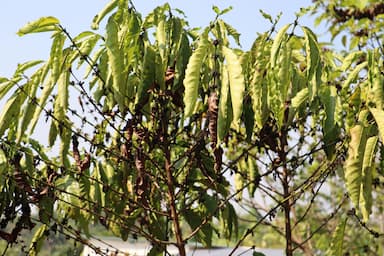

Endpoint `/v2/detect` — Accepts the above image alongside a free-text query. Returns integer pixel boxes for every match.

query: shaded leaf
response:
[326,218,347,256]
[29,224,48,256]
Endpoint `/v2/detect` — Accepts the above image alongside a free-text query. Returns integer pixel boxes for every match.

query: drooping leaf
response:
[91,0,119,30]
[29,224,48,256]
[17,16,60,36]
[360,135,377,222]
[321,86,340,159]
[135,43,156,110]
[223,46,245,128]
[53,70,69,121]
[218,66,233,144]
[369,108,384,143]
[344,110,369,208]
[49,32,66,85]
[326,218,347,256]
[247,156,259,197]
[367,51,384,109]
[342,61,367,89]
[302,26,321,100]
[340,51,364,71]
[106,16,126,111]
[183,30,209,117]
[184,209,213,247]
[270,24,290,67]
[0,92,26,136]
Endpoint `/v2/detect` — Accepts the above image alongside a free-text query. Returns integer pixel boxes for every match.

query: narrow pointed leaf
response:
[360,135,377,222]
[326,218,347,256]
[28,224,48,256]
[344,111,369,208]
[270,24,290,67]
[106,16,125,110]
[223,46,245,127]
[91,0,118,30]
[218,66,232,144]
[183,30,209,117]
[17,16,60,36]
[369,108,384,143]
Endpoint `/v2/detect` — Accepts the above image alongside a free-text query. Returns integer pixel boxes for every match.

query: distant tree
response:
[0,1,383,256]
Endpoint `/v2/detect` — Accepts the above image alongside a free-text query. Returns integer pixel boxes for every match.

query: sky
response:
[0,0,318,78]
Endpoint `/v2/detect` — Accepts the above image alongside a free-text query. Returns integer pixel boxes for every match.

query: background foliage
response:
[0,0,384,255]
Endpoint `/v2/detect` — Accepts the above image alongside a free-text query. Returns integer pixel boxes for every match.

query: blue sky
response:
[0,1,317,77]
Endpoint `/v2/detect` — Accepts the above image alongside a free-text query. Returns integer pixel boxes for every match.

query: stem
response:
[279,104,293,256]
[161,99,185,256]
[165,148,185,256]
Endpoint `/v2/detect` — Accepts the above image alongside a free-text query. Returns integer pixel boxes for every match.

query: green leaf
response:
[183,30,209,117]
[0,92,26,136]
[360,135,377,222]
[29,224,48,256]
[49,32,66,85]
[135,43,156,110]
[53,70,69,121]
[223,46,245,128]
[14,60,44,77]
[17,16,60,36]
[302,26,321,100]
[218,66,233,144]
[270,24,290,67]
[221,21,241,46]
[344,110,369,208]
[106,16,125,111]
[369,108,384,143]
[326,218,347,256]
[253,252,266,256]
[340,51,364,71]
[342,61,367,89]
[184,209,213,247]
[91,0,119,30]
[321,86,340,159]
[248,156,259,197]
[259,9,273,23]
[29,79,55,134]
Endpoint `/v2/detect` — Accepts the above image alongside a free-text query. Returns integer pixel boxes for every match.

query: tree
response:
[0,0,383,255]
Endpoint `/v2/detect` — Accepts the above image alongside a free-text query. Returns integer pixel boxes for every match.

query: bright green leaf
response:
[17,16,60,36]
[91,0,118,30]
[183,29,209,117]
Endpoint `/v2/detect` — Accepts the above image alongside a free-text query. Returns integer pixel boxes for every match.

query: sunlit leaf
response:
[91,0,119,30]
[344,110,369,208]
[183,29,209,117]
[270,24,290,67]
[17,16,60,36]
[28,224,48,256]
[360,135,377,222]
[223,46,245,128]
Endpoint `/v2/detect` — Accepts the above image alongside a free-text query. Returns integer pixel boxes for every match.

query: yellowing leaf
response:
[223,46,245,128]
[360,135,377,222]
[344,110,369,209]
